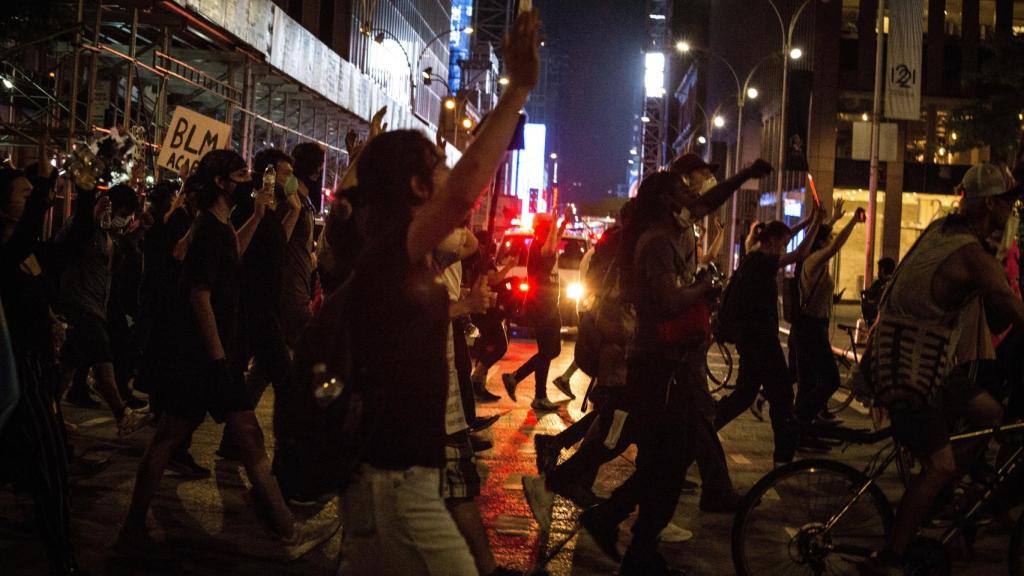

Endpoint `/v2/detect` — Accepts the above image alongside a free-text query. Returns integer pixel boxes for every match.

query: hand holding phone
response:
[855,207,867,223]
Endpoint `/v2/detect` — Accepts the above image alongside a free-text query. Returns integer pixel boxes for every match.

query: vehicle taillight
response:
[518,282,530,293]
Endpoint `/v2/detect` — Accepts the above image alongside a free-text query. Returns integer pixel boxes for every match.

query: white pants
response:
[339,464,478,576]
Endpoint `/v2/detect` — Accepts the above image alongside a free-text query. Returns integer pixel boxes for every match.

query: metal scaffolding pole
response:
[122,7,138,131]
[65,0,86,218]
[84,0,103,134]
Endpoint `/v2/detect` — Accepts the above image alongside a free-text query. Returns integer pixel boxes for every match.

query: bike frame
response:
[820,421,1024,551]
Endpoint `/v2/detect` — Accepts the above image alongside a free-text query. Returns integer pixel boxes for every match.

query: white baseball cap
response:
[959,163,1016,199]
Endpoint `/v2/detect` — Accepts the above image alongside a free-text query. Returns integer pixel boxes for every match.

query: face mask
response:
[995,212,1019,261]
[110,215,131,229]
[284,174,299,196]
[675,206,692,227]
[699,176,718,195]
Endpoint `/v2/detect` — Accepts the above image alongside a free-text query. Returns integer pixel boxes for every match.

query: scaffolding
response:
[0,0,407,224]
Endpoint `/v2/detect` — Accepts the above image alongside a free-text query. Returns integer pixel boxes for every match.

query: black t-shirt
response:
[175,211,242,368]
[629,225,692,359]
[736,251,781,342]
[350,226,449,470]
[527,237,559,309]
[280,196,314,313]
[231,188,286,324]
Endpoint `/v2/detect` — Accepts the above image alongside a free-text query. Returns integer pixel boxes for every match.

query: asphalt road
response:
[1,332,1016,575]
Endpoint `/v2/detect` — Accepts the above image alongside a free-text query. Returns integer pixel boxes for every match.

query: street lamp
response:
[713,115,726,128]
[746,87,759,100]
[766,0,820,221]
[370,28,416,109]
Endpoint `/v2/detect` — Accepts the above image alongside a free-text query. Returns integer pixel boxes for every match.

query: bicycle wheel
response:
[825,356,858,416]
[1010,512,1024,576]
[732,459,894,576]
[706,339,733,392]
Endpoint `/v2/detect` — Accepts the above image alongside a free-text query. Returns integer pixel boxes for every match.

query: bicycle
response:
[731,419,1024,575]
[824,322,866,417]
[706,335,734,393]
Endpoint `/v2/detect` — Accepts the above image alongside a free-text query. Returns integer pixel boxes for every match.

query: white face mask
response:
[675,206,692,227]
[698,176,718,195]
[110,215,131,230]
[996,212,1019,261]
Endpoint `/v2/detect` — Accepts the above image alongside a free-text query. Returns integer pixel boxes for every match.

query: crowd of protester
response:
[2,7,1023,576]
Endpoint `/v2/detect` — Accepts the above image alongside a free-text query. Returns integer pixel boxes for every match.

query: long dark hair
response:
[193,149,246,210]
[618,171,684,297]
[356,130,439,233]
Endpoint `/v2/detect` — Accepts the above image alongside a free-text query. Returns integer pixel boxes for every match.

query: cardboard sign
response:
[157,106,232,173]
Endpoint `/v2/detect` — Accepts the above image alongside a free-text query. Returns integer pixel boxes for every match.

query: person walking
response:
[336,11,540,575]
[713,212,823,466]
[502,210,568,411]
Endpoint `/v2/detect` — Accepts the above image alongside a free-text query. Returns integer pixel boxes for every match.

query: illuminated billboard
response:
[510,122,548,216]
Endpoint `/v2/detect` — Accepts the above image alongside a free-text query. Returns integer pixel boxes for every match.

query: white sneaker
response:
[522,475,554,532]
[117,407,154,437]
[658,522,694,543]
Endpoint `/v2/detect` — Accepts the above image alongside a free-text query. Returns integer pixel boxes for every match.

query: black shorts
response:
[157,361,253,424]
[61,310,113,367]
[890,364,987,456]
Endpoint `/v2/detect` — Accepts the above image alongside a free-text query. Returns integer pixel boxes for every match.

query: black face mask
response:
[228,181,254,207]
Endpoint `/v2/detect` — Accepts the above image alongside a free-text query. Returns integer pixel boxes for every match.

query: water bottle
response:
[252,164,277,209]
[311,362,344,408]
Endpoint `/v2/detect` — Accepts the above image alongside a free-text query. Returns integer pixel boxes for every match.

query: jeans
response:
[716,337,796,462]
[340,465,477,576]
[792,315,841,422]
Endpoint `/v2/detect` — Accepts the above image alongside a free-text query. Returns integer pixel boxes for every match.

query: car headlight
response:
[566,281,584,301]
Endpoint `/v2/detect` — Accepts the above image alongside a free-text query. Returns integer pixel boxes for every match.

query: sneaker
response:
[475,386,502,404]
[66,386,102,409]
[620,546,688,575]
[658,522,694,543]
[167,451,211,479]
[533,433,561,474]
[122,392,148,411]
[469,432,493,452]
[112,527,175,560]
[749,394,765,421]
[470,414,501,432]
[531,397,560,412]
[279,517,342,560]
[117,408,153,438]
[699,490,741,514]
[502,373,518,402]
[579,505,623,562]
[522,475,554,531]
[550,481,606,509]
[552,376,576,400]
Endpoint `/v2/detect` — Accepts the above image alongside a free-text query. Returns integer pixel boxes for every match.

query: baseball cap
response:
[669,152,719,176]
[959,163,1018,199]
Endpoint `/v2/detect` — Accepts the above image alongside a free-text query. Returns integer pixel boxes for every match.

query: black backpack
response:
[713,262,745,344]
[273,278,371,498]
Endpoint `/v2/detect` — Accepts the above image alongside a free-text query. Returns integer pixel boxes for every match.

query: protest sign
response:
[157,106,232,173]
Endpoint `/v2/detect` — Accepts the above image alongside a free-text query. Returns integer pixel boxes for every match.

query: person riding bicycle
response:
[860,163,1024,575]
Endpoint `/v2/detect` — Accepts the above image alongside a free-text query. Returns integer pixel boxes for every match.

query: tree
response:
[947,37,1024,164]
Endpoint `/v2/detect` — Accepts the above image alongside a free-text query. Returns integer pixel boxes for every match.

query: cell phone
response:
[518,0,532,15]
[856,208,867,222]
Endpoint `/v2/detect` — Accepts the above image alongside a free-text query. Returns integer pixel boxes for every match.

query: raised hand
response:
[502,10,542,93]
[831,197,846,223]
[369,106,388,140]
[465,275,497,314]
[747,158,773,178]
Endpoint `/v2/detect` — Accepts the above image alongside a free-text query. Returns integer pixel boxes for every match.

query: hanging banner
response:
[156,106,232,173]
[885,0,924,120]
[784,70,813,172]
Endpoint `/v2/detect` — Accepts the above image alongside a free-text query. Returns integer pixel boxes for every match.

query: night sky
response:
[538,0,645,202]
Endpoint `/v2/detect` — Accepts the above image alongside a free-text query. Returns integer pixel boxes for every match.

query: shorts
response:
[157,360,253,424]
[890,364,987,456]
[441,430,480,500]
[60,309,113,367]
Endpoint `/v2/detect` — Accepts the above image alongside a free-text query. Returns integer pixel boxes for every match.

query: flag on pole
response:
[885,0,924,120]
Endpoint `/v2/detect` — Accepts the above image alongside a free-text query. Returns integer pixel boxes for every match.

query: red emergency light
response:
[518,282,530,293]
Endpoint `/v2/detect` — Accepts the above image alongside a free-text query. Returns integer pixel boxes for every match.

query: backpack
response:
[713,262,744,344]
[272,277,371,498]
